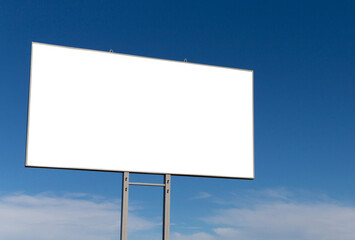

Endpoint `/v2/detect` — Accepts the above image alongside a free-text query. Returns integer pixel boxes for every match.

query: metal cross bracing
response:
[120,172,171,240]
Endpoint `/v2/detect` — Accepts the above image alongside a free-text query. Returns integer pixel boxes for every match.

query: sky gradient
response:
[0,0,354,239]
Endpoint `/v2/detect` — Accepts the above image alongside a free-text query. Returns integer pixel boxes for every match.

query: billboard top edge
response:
[31,42,254,73]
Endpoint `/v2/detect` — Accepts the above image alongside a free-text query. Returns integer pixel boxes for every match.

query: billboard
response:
[26,42,254,179]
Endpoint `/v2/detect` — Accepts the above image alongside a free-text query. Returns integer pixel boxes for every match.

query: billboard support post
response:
[120,172,171,240]
[163,174,171,240]
[120,172,129,240]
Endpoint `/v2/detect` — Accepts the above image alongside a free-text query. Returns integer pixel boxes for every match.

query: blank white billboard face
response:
[26,43,254,179]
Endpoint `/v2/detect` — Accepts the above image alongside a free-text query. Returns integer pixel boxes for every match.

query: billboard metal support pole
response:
[120,172,171,240]
[120,172,129,240]
[163,174,171,240]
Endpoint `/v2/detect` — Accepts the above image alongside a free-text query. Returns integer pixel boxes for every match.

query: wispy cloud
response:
[3,189,355,240]
[0,192,158,240]
[172,232,215,240]
[205,202,355,240]
[192,192,212,200]
[173,189,355,240]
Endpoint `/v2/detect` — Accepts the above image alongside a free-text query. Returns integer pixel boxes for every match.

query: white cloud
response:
[173,190,355,240]
[0,192,158,240]
[205,202,355,240]
[213,227,241,238]
[3,190,355,240]
[171,232,215,240]
[192,192,212,200]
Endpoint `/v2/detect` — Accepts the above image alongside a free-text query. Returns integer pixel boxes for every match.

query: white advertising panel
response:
[26,42,254,179]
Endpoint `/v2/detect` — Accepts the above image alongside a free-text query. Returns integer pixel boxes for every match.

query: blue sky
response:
[0,0,354,239]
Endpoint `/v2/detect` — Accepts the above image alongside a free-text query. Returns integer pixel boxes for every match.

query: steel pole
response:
[120,172,129,240]
[163,174,171,240]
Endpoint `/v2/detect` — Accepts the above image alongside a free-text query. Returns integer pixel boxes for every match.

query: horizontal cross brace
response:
[129,182,165,187]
